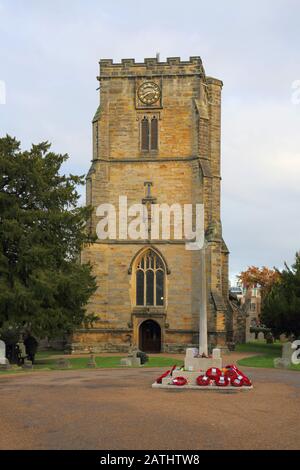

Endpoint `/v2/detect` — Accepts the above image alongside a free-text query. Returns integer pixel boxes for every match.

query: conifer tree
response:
[0,136,97,338]
[262,253,300,337]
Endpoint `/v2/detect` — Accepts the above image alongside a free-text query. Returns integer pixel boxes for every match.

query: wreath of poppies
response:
[171,376,188,386]
[156,363,252,388]
[196,365,252,388]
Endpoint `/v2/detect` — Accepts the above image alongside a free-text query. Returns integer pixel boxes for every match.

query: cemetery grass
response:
[0,353,183,374]
[236,341,300,371]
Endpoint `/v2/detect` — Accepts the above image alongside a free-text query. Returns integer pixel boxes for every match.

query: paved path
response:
[0,364,299,450]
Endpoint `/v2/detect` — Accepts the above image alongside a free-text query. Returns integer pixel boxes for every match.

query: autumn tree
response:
[238,266,280,300]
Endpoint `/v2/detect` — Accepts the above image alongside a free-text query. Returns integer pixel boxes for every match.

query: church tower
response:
[73,56,233,353]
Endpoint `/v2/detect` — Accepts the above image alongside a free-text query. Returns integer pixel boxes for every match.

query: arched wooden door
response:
[139,320,161,353]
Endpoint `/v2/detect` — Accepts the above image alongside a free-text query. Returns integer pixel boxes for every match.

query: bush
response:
[136,350,149,365]
[24,335,39,363]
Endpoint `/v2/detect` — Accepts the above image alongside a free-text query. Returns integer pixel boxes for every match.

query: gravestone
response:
[282,342,293,361]
[131,351,141,367]
[22,359,33,370]
[56,358,71,369]
[212,348,221,360]
[0,340,6,365]
[274,342,293,369]
[279,333,287,343]
[120,357,132,367]
[120,350,141,367]
[87,354,97,368]
[246,329,256,342]
[0,340,11,370]
[257,332,265,341]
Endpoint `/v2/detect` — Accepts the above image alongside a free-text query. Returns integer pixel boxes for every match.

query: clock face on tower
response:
[138,81,161,105]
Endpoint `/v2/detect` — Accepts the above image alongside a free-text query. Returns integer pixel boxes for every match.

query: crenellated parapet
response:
[98,56,206,79]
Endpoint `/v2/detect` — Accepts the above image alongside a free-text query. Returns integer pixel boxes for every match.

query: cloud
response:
[1,0,300,282]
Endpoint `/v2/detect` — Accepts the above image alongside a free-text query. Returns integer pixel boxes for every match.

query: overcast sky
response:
[1,0,300,283]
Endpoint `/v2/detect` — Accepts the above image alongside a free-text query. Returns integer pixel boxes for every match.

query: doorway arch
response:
[139,320,161,353]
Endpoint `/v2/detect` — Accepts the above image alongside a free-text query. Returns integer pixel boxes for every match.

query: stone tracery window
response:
[135,249,165,306]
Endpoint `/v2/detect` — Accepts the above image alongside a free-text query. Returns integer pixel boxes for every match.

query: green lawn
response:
[0,353,182,375]
[236,341,300,371]
[236,341,282,355]
[2,342,299,374]
[35,355,182,370]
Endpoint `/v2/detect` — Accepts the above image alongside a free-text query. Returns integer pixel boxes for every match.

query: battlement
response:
[98,56,206,79]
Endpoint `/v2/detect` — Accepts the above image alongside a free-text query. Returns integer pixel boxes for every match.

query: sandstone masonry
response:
[72,56,236,353]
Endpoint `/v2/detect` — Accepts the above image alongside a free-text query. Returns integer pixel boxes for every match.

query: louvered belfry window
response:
[141,117,149,151]
[141,116,158,152]
[151,117,158,150]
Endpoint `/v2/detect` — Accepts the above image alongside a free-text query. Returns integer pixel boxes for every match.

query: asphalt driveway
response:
[0,364,299,450]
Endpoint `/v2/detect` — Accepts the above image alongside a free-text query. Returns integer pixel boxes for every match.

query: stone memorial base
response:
[184,347,222,372]
[161,370,208,386]
[152,382,253,392]
[151,347,252,392]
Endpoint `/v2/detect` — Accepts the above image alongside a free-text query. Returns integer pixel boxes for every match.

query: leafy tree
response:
[238,266,280,300]
[0,135,97,339]
[261,253,300,337]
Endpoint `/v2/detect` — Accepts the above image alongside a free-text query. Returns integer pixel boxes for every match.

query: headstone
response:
[279,333,287,343]
[282,342,293,361]
[120,358,132,366]
[0,340,7,365]
[130,351,141,367]
[56,358,71,369]
[246,330,256,342]
[212,348,221,360]
[87,354,97,368]
[0,340,11,370]
[258,332,265,341]
[274,342,292,369]
[273,357,290,369]
[120,351,141,367]
[22,359,33,370]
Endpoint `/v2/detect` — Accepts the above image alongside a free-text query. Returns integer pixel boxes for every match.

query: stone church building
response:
[72,56,237,353]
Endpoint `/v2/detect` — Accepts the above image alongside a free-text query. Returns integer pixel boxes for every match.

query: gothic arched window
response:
[135,250,165,306]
